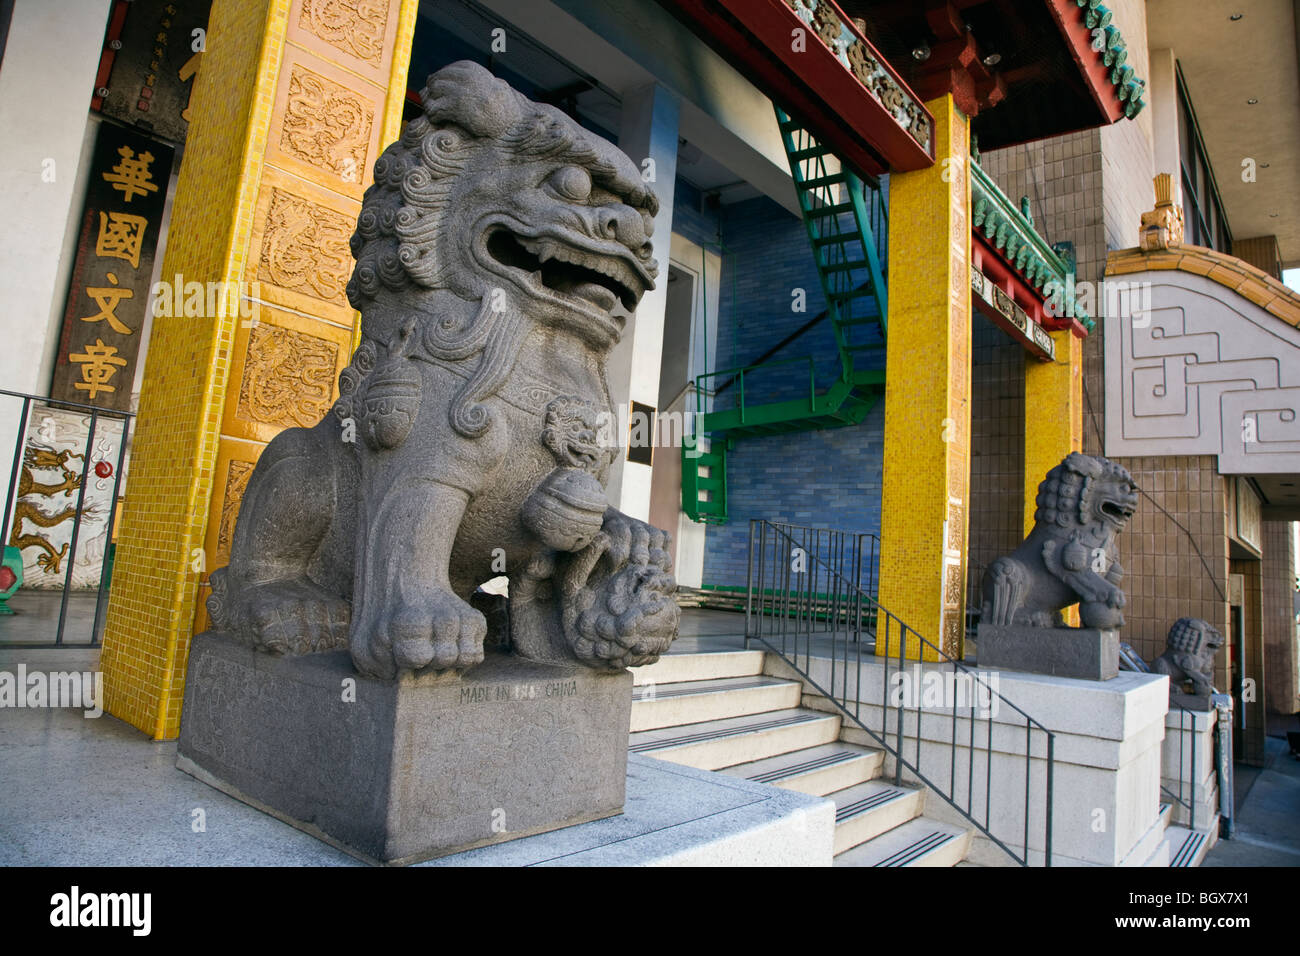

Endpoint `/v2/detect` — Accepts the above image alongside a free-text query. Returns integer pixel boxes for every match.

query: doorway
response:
[646,236,719,587]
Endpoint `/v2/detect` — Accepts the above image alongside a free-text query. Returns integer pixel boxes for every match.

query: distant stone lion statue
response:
[981,451,1138,629]
[207,61,678,678]
[1151,618,1222,696]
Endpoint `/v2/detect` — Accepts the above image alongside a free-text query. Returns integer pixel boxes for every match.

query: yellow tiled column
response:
[100,0,417,739]
[1023,329,1082,535]
[1024,328,1083,626]
[877,95,971,661]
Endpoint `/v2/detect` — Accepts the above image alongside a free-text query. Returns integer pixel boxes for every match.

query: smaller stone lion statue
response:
[981,451,1138,629]
[1151,618,1222,696]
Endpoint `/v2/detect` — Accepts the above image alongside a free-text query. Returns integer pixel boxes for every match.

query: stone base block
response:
[177,631,632,864]
[1170,691,1213,711]
[976,622,1119,680]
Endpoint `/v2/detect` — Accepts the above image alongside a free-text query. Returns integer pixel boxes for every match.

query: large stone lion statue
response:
[981,451,1138,629]
[1151,617,1222,697]
[207,61,678,678]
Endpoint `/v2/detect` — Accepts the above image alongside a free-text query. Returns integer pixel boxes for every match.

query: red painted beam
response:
[90,0,132,113]
[972,233,1087,343]
[661,0,934,175]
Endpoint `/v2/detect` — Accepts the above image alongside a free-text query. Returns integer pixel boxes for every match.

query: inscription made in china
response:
[459,680,579,705]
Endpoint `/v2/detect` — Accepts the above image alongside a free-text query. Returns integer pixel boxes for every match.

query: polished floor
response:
[0,589,105,646]
[673,607,878,659]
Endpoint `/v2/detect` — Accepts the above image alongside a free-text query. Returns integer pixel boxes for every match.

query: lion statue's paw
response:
[351,590,487,679]
[214,575,351,655]
[564,561,679,670]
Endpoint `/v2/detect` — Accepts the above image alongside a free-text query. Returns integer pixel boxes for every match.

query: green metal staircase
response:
[682,107,889,523]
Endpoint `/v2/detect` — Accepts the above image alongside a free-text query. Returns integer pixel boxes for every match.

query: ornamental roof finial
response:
[1139,173,1184,251]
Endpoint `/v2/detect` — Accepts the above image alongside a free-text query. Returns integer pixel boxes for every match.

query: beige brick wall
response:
[1262,520,1300,715]
[1116,456,1230,667]
[968,313,1024,604]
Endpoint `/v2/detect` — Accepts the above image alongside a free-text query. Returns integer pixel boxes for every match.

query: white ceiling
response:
[1147,0,1300,265]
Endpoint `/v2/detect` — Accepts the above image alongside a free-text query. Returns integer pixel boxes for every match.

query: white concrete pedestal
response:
[1162,705,1219,831]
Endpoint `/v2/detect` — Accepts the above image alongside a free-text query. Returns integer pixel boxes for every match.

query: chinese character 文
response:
[102,145,160,202]
[69,339,128,399]
[95,212,148,268]
[80,273,135,335]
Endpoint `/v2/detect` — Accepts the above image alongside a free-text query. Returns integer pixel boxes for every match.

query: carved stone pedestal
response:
[177,631,632,864]
[976,622,1119,680]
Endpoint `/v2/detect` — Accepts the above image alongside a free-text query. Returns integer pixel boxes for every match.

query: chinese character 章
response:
[69,339,128,399]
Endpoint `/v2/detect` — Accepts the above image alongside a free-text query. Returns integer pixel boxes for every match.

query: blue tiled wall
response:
[698,194,885,589]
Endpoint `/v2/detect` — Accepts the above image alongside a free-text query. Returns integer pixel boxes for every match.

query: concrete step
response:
[830,780,924,854]
[720,742,884,796]
[632,650,766,687]
[628,708,841,771]
[1162,824,1216,867]
[1128,801,1176,866]
[630,676,802,732]
[834,817,973,867]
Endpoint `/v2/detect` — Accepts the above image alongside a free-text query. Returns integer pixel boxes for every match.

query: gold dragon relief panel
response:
[266,49,383,201]
[282,64,373,180]
[216,459,256,563]
[945,499,966,555]
[297,0,389,65]
[942,559,965,609]
[941,610,964,659]
[257,186,353,308]
[223,306,352,444]
[236,322,339,429]
[947,444,969,498]
[288,0,402,87]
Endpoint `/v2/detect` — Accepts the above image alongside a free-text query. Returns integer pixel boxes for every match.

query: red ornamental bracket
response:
[662,0,935,176]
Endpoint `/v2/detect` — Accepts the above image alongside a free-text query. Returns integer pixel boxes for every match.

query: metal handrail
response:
[0,387,134,646]
[694,356,819,424]
[745,519,1055,866]
[1160,700,1200,832]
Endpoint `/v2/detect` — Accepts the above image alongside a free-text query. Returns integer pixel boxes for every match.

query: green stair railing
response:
[682,107,888,523]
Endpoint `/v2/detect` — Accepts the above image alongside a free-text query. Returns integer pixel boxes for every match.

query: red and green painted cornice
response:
[971,157,1093,332]
[1052,0,1147,120]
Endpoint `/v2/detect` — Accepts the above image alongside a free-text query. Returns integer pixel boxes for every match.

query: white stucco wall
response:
[0,0,111,524]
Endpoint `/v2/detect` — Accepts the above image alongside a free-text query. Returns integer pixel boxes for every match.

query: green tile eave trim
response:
[970,158,1095,331]
[1075,0,1147,117]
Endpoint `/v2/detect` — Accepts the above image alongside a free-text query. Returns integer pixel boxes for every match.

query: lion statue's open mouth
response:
[485,227,647,316]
